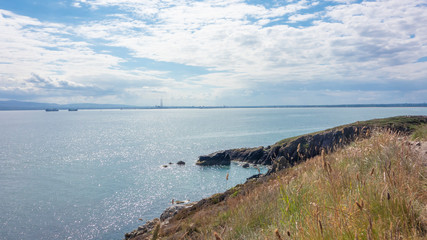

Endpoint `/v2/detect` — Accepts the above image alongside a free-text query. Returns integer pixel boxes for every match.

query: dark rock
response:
[162,165,168,168]
[124,218,160,239]
[242,163,250,168]
[245,146,265,162]
[226,147,267,164]
[247,174,263,181]
[177,161,185,165]
[196,124,384,175]
[169,162,173,164]
[137,218,159,233]
[196,151,231,165]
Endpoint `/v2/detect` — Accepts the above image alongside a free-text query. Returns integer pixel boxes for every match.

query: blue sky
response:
[0,0,426,106]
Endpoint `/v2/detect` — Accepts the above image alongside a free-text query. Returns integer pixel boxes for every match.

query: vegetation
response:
[154,127,426,239]
[275,115,427,146]
[412,125,427,141]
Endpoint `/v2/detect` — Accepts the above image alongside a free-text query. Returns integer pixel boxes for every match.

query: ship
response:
[68,108,78,111]
[45,108,59,112]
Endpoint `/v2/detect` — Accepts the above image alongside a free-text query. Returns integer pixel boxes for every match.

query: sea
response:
[1,107,426,240]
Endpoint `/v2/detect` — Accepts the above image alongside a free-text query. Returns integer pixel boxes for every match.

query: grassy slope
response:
[155,119,427,240]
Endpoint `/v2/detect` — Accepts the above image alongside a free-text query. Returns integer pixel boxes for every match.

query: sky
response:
[0,0,426,106]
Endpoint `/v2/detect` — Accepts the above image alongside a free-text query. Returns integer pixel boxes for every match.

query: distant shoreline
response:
[0,100,426,111]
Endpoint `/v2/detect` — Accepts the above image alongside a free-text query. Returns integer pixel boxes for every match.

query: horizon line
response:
[1,100,426,110]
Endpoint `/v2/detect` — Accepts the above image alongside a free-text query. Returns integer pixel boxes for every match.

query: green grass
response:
[411,125,427,141]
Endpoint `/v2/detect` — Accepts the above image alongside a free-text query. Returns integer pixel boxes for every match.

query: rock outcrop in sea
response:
[196,151,231,165]
[196,116,427,174]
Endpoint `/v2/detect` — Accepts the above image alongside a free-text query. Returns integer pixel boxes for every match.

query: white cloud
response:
[0,9,177,104]
[288,13,318,22]
[1,0,427,105]
[71,0,427,86]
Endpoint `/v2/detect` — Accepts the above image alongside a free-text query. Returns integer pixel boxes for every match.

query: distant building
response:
[155,98,164,108]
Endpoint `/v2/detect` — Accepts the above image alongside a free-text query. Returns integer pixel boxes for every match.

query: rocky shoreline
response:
[196,125,370,173]
[196,116,427,174]
[124,116,427,240]
[124,202,196,239]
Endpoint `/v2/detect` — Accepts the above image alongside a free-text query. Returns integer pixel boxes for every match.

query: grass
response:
[412,125,427,141]
[157,129,427,240]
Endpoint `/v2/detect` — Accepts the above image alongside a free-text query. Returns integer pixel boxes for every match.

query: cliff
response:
[125,115,427,240]
[196,116,427,174]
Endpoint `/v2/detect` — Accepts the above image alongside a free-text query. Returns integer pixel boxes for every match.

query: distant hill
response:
[0,100,60,110]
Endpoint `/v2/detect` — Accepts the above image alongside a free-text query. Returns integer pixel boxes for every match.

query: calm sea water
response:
[1,108,426,240]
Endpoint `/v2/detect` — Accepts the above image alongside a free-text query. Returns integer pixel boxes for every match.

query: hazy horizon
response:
[1,99,426,111]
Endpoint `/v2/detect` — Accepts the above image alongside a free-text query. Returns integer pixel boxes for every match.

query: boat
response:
[45,108,59,112]
[68,108,78,111]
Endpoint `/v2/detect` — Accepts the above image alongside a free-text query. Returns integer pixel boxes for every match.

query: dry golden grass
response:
[159,131,426,240]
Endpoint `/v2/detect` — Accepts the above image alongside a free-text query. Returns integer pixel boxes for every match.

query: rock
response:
[162,165,168,168]
[137,219,158,232]
[177,161,185,165]
[245,147,265,162]
[124,218,160,239]
[226,147,267,164]
[247,174,263,181]
[196,124,376,174]
[169,162,173,164]
[196,151,231,166]
[242,163,250,168]
[159,201,195,222]
[160,205,186,221]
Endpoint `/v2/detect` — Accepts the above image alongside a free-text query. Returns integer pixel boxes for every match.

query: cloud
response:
[0,8,178,104]
[26,73,96,91]
[72,0,427,83]
[288,13,318,22]
[1,0,427,105]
